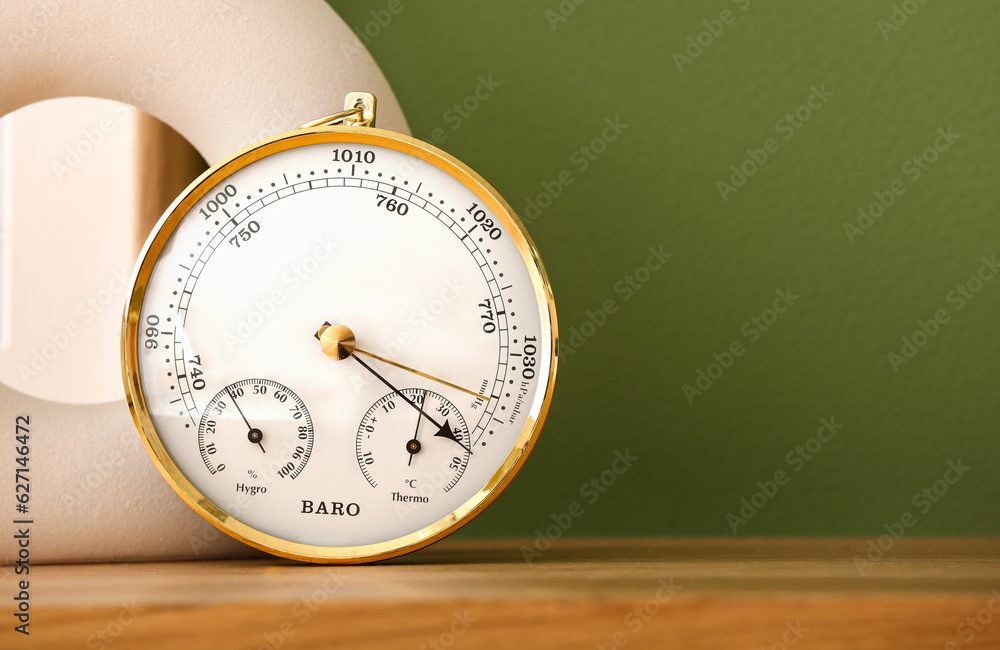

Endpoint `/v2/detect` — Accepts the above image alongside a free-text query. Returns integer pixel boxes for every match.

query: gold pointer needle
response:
[317,323,490,402]
[353,348,490,402]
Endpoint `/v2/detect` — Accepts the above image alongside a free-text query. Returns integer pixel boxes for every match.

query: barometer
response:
[122,93,557,563]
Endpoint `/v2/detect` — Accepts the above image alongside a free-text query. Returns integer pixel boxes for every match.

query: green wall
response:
[328,0,1000,537]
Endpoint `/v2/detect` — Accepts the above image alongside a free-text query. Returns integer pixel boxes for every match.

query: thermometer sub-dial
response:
[197,378,314,484]
[356,389,472,493]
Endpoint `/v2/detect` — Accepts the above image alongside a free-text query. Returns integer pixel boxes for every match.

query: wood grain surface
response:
[6,538,1000,649]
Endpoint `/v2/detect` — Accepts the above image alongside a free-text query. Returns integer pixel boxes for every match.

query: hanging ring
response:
[299,92,378,129]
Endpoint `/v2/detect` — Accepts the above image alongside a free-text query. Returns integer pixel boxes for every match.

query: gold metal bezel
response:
[121,125,558,564]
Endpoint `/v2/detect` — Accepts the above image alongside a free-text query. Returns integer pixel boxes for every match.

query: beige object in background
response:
[0,100,197,407]
[0,0,409,564]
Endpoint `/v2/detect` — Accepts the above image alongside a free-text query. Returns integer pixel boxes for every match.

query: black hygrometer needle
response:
[228,387,265,454]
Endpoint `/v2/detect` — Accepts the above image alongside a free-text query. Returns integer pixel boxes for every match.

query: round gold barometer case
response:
[122,93,557,563]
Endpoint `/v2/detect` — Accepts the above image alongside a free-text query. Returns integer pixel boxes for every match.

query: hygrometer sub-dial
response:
[197,379,314,488]
[356,388,471,494]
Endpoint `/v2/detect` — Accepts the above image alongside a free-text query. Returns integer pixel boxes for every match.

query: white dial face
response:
[127,130,555,558]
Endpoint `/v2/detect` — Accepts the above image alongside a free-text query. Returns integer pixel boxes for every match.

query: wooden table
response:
[8,538,1000,649]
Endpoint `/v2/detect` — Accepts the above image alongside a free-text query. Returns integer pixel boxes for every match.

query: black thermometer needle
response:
[406,389,428,467]
[318,323,473,455]
[351,355,472,456]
